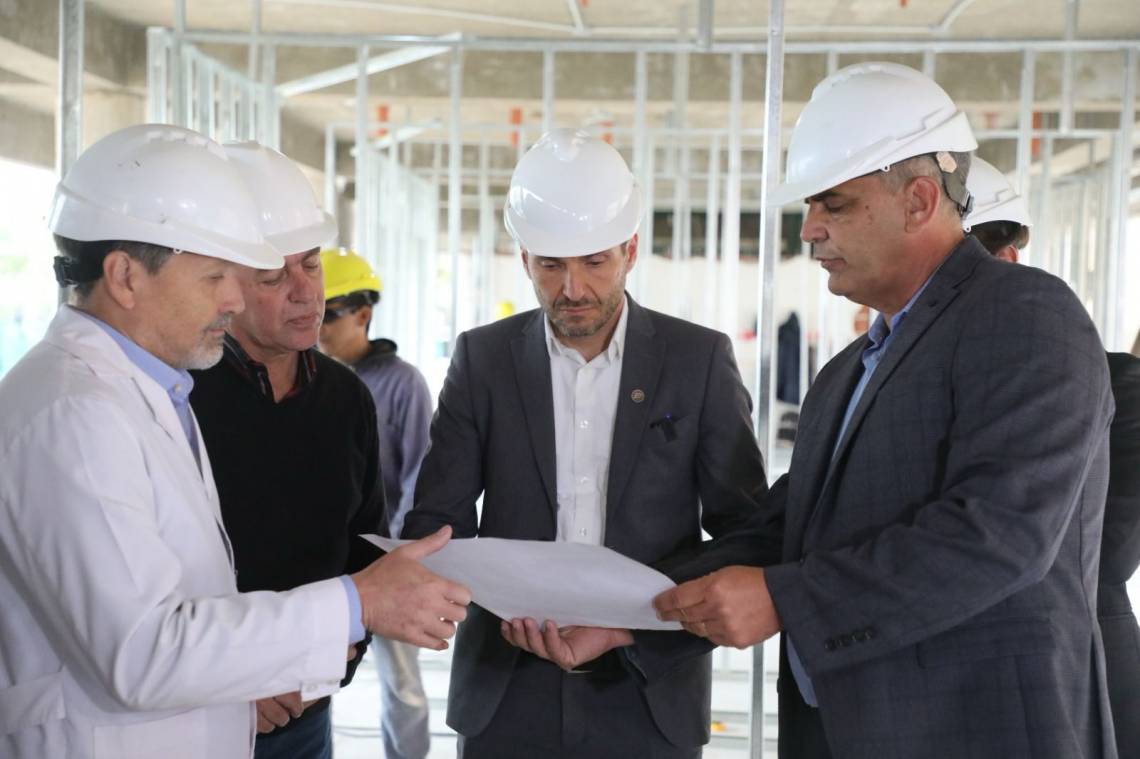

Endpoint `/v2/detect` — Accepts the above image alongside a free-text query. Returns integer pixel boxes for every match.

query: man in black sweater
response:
[191,142,388,759]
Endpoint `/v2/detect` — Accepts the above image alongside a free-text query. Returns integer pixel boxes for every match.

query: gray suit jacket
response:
[403,296,767,748]
[749,239,1116,758]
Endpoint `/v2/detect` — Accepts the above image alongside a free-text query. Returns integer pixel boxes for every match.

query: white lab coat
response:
[0,306,350,759]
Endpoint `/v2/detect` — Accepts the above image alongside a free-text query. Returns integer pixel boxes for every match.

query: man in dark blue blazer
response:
[657,63,1117,759]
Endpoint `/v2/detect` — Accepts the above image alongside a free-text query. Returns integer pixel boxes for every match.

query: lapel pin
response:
[631,389,645,403]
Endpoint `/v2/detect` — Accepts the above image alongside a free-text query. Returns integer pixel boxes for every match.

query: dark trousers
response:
[457,653,700,759]
[777,653,833,759]
[254,705,333,759]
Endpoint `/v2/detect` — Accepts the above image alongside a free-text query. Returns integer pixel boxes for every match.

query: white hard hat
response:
[504,128,641,258]
[963,157,1032,231]
[48,124,283,269]
[224,141,338,255]
[772,62,978,207]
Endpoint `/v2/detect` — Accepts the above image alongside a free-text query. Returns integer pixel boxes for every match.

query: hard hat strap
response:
[53,254,105,287]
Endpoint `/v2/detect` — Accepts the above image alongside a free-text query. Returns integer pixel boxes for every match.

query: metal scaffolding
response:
[50,3,1138,755]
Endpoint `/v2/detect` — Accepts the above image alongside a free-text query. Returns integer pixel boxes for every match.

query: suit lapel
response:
[510,311,559,522]
[783,341,865,556]
[605,298,665,527]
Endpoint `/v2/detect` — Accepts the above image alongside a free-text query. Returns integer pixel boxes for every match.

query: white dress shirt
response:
[545,297,629,545]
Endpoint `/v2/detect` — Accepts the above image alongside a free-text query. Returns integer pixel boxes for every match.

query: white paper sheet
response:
[362,536,682,631]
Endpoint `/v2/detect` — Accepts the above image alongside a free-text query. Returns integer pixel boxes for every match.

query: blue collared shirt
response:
[78,308,365,644]
[787,269,938,707]
[76,309,199,461]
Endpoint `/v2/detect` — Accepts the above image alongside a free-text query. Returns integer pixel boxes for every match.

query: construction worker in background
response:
[188,141,454,759]
[655,63,1116,759]
[965,156,1140,759]
[0,124,468,759]
[319,248,433,759]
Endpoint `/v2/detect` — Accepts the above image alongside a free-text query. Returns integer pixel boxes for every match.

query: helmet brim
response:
[504,185,642,258]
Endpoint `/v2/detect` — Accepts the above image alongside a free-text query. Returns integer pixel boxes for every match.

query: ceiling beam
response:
[277,35,459,98]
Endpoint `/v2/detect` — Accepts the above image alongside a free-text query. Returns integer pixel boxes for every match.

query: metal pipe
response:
[752,1,785,750]
[146,28,168,123]
[448,47,464,349]
[1060,0,1078,134]
[631,50,650,300]
[196,57,213,134]
[248,0,261,83]
[178,28,1140,55]
[57,0,84,179]
[477,137,493,326]
[564,0,586,35]
[57,0,84,305]
[354,45,369,252]
[324,123,338,237]
[718,52,742,347]
[1016,50,1037,266]
[697,0,714,50]
[542,50,555,135]
[703,135,720,328]
[261,43,279,147]
[671,31,690,318]
[172,0,187,126]
[277,41,454,98]
[1112,49,1137,349]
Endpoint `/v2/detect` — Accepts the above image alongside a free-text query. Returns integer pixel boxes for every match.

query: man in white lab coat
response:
[0,124,470,759]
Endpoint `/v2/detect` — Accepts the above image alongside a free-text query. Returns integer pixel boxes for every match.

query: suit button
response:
[824,639,837,652]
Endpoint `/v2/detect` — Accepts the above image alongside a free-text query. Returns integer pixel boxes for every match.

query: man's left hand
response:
[501,618,633,672]
[653,566,782,648]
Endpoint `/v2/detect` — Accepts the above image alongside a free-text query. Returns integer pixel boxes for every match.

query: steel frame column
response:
[1111,49,1136,349]
[1016,49,1037,266]
[718,51,742,341]
[703,134,721,327]
[752,1,786,752]
[57,0,84,178]
[631,50,650,299]
[448,47,464,348]
[671,42,691,318]
[354,45,369,252]
[542,50,555,135]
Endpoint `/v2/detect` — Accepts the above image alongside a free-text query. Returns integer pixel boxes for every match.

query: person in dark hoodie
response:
[318,248,434,759]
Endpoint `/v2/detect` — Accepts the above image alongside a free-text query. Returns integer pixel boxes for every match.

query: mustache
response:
[554,296,600,309]
[206,314,232,332]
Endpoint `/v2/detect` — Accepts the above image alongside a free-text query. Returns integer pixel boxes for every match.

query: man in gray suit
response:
[401,128,767,758]
[656,63,1117,759]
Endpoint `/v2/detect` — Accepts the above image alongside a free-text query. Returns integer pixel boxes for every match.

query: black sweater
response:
[190,341,385,730]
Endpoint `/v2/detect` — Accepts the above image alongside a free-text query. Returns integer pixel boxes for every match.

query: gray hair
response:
[878,151,973,218]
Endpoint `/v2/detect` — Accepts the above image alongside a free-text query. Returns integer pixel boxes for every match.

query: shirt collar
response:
[75,308,194,403]
[866,264,941,349]
[222,333,318,400]
[544,295,629,363]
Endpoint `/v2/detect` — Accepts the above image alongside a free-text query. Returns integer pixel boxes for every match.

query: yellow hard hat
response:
[321,248,382,300]
[493,300,516,320]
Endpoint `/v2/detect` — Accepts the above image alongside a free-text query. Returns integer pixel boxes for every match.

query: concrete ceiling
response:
[76,0,1140,41]
[0,0,1137,181]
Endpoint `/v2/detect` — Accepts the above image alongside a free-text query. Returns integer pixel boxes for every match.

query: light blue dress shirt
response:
[77,308,365,644]
[786,272,937,707]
